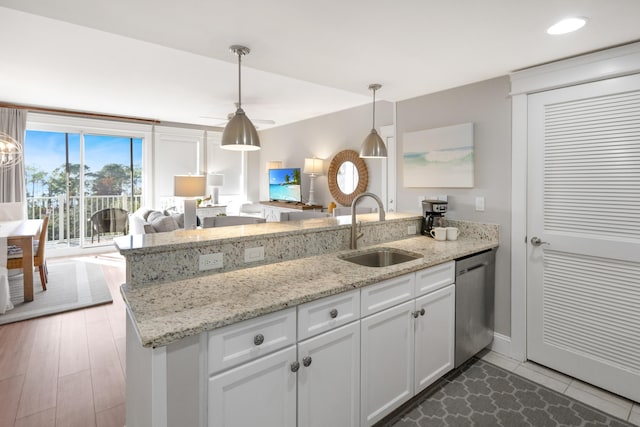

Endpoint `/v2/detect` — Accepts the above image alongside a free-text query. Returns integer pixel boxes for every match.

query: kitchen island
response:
[116,214,498,427]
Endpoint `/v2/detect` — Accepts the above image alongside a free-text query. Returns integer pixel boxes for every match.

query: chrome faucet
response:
[350,192,386,249]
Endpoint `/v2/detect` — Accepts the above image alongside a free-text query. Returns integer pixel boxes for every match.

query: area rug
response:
[0,259,113,325]
[385,358,634,427]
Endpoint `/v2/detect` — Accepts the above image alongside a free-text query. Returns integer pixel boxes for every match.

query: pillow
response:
[150,215,179,233]
[143,224,156,234]
[170,212,184,228]
[146,210,164,224]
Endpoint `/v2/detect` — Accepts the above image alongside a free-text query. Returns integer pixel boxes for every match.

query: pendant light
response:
[359,83,387,158]
[221,45,261,151]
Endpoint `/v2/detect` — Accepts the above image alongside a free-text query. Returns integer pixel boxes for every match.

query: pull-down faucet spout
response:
[350,192,386,249]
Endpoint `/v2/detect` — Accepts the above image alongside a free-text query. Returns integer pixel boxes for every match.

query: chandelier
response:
[0,132,22,167]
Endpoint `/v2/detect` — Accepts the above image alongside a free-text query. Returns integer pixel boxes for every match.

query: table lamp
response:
[174,175,206,229]
[207,173,224,205]
[303,157,324,206]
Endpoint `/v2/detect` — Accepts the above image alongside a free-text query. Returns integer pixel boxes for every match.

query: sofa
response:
[129,207,184,234]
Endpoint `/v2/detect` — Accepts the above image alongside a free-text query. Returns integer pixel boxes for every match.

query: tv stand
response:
[259,201,324,222]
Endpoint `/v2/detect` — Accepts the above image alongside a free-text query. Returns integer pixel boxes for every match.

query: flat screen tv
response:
[269,168,302,203]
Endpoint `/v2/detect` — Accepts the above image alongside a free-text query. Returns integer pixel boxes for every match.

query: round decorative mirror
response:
[328,149,369,206]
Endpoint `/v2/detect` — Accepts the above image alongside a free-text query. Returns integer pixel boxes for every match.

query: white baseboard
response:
[490,332,512,357]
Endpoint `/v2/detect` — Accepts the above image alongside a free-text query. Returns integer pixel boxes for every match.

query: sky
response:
[25,130,142,196]
[25,130,142,172]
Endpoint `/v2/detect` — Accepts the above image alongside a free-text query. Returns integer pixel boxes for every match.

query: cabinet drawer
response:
[414,261,455,297]
[361,273,415,317]
[208,308,296,375]
[298,289,360,340]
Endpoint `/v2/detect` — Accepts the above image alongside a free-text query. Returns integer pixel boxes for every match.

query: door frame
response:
[509,41,640,361]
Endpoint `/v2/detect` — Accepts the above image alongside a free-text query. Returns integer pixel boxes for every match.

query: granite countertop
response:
[114,212,419,254]
[122,235,498,348]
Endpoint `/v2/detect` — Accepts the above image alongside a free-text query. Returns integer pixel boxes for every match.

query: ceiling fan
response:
[201,103,276,127]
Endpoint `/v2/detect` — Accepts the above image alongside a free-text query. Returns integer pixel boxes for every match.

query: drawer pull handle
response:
[290,361,300,372]
[254,334,265,346]
[329,309,338,319]
[302,356,312,367]
[420,308,426,316]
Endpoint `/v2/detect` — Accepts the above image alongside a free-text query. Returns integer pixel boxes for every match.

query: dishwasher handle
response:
[456,261,488,276]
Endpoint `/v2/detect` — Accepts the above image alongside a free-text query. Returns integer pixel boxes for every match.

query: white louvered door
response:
[527,73,640,402]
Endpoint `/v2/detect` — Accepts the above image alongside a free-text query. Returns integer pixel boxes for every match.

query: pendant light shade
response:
[359,83,387,158]
[221,45,261,151]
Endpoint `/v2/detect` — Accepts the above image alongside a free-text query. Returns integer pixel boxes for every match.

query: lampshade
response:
[0,132,23,168]
[174,175,207,197]
[207,173,224,187]
[303,158,324,175]
[221,45,261,151]
[266,161,283,173]
[221,109,261,151]
[359,83,388,158]
[359,130,387,158]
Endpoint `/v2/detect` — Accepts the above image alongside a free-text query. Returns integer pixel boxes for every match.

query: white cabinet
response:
[260,203,323,222]
[208,294,360,427]
[414,284,455,394]
[197,206,227,221]
[298,322,360,427]
[361,300,415,426]
[205,262,456,427]
[208,345,297,427]
[360,264,456,427]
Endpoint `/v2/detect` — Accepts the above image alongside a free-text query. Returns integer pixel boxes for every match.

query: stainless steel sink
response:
[339,247,423,267]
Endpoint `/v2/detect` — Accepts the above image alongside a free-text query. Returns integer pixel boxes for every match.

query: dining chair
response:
[7,215,49,291]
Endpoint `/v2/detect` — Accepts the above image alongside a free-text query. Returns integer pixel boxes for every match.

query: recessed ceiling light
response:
[547,17,587,35]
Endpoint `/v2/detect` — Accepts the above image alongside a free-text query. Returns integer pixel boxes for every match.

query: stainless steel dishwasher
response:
[454,248,496,368]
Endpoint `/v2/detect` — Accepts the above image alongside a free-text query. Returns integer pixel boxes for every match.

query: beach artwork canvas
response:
[403,122,474,188]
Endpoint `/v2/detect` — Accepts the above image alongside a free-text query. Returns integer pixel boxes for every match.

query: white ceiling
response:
[1,0,639,129]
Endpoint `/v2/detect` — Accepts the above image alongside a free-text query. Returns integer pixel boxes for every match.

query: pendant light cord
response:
[371,87,376,129]
[237,52,243,109]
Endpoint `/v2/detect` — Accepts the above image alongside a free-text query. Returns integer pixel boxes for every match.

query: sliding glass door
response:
[24,130,142,250]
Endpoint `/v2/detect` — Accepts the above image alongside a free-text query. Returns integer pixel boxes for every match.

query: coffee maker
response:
[421,199,448,236]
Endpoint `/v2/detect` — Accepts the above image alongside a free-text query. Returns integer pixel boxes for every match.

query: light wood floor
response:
[0,254,126,427]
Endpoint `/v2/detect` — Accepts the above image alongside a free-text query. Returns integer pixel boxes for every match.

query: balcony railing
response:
[26,195,141,245]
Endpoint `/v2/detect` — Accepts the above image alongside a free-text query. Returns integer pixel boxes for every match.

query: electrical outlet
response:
[407,225,417,235]
[199,253,223,271]
[475,196,485,212]
[245,246,265,263]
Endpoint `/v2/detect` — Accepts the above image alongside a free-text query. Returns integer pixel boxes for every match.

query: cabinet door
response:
[208,346,296,427]
[414,284,455,394]
[298,322,360,427]
[361,300,414,427]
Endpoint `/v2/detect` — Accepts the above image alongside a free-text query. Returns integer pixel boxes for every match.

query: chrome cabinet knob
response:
[420,308,426,316]
[412,311,419,318]
[329,309,338,319]
[290,361,300,372]
[254,333,265,346]
[302,356,312,367]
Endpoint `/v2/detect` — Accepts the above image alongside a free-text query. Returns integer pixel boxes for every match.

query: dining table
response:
[0,219,43,302]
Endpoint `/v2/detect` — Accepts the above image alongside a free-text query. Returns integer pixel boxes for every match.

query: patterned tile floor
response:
[385,353,639,427]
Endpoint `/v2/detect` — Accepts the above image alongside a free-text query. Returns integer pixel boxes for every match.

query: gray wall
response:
[252,101,394,208]
[250,76,512,336]
[395,76,512,335]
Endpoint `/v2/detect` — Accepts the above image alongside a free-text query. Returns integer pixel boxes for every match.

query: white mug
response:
[446,227,459,241]
[430,227,447,241]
